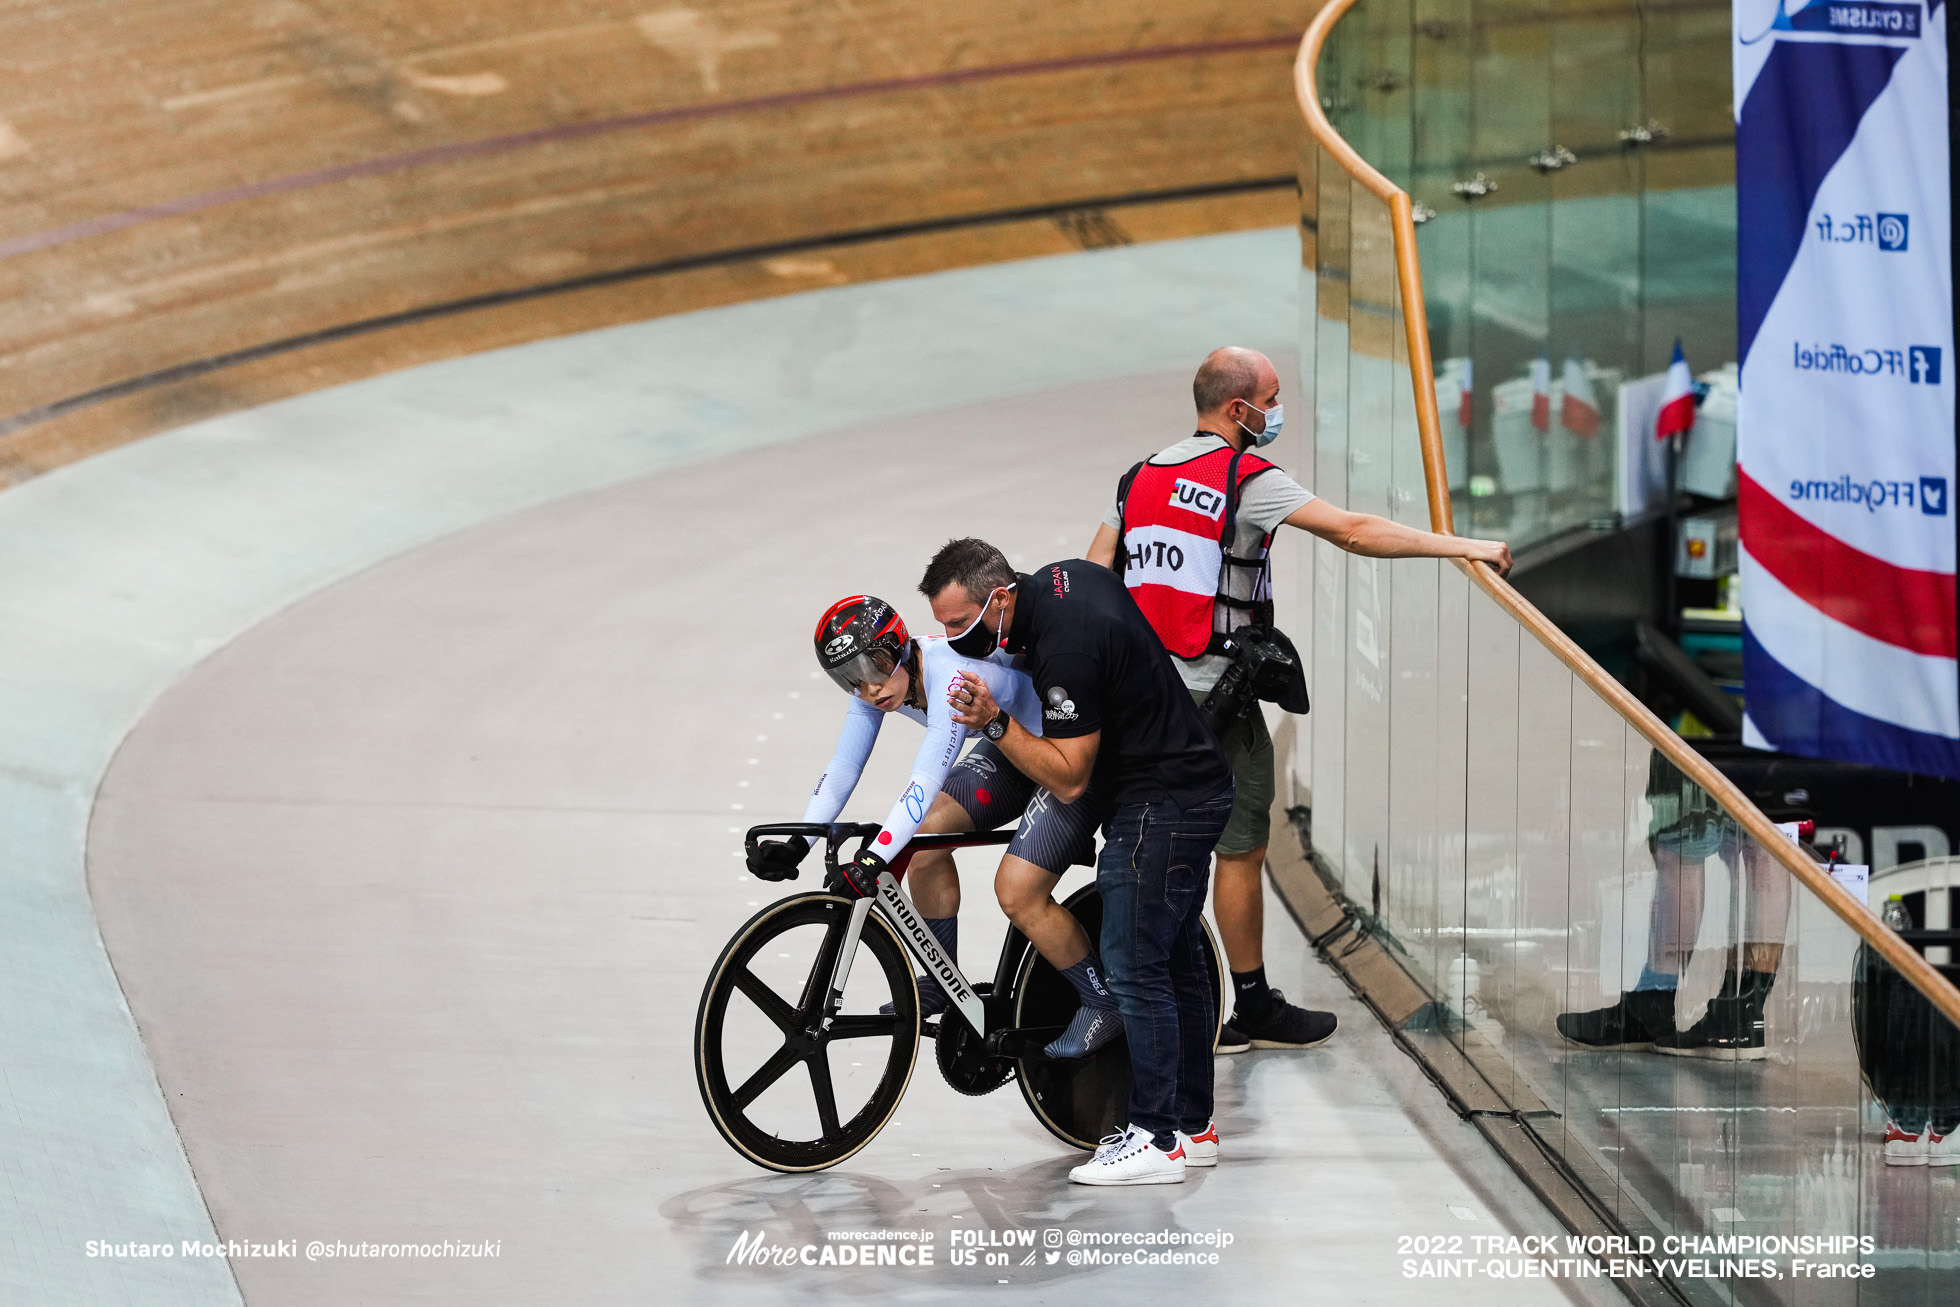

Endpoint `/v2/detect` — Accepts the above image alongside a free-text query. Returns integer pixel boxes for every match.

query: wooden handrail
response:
[1292,4,1960,1033]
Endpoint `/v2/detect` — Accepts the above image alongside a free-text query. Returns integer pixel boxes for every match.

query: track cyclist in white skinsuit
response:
[746,595,1122,1059]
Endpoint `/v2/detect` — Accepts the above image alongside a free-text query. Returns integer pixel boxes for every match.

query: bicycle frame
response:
[745,822,1019,1039]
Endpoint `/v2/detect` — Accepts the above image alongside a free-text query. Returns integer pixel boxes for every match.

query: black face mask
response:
[947,586,1010,657]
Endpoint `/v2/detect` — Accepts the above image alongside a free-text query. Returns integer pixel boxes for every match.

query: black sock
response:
[1232,966,1273,1020]
[919,917,957,994]
[1060,956,1118,1010]
[924,915,957,963]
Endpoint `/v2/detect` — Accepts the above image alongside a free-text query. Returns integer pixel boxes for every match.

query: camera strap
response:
[1203,448,1276,655]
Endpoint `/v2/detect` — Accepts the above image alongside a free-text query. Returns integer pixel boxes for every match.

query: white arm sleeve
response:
[801,696,883,825]
[872,648,973,856]
[868,643,1046,857]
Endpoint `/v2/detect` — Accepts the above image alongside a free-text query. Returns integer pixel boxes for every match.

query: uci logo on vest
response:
[1171,478,1226,521]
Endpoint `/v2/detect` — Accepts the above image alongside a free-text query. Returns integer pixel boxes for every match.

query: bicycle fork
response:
[821,873,986,1037]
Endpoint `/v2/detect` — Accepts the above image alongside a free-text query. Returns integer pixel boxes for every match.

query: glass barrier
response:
[1313,0,1736,556]
[1400,568,1960,1304]
[1296,4,1960,1298]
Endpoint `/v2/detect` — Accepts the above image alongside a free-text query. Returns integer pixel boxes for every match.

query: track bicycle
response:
[694,821,1225,1173]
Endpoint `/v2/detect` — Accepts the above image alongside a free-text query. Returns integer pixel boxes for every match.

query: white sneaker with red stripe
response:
[1931,1127,1959,1167]
[1883,1120,1929,1166]
[1068,1124,1186,1186]
[1176,1122,1220,1167]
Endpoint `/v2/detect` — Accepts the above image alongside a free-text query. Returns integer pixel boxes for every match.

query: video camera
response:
[1199,624,1310,736]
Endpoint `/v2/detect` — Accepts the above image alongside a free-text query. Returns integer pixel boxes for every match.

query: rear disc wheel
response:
[1012,885,1227,1149]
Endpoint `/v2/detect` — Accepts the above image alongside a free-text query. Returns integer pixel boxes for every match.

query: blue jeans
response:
[1097,783,1235,1142]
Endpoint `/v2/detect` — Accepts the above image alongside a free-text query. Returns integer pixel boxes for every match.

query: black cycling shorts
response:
[941,739,1099,876]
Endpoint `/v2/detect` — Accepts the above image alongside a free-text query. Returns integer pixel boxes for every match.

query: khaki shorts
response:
[1189,687,1274,856]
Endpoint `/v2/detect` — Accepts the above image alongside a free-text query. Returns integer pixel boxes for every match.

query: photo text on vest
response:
[1116,445,1275,659]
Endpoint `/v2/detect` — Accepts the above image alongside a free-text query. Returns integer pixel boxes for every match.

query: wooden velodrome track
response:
[0,1,1308,485]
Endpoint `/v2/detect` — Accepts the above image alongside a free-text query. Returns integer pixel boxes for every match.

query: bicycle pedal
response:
[922,1017,942,1040]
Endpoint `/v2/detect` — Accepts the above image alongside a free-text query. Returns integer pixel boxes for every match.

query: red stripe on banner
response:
[1738,471,1957,659]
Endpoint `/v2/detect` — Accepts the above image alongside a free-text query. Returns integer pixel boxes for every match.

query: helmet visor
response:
[824,646,900,694]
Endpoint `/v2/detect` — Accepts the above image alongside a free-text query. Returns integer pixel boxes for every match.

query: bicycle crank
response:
[934,1011,1014,1096]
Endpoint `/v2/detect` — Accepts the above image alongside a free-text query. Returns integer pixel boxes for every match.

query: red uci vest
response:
[1116,442,1277,659]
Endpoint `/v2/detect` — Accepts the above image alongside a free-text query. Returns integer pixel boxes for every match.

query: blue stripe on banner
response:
[1744,624,1960,778]
[1736,39,1907,366]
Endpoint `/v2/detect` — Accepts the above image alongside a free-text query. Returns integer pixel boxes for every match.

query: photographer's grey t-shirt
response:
[1103,433,1314,692]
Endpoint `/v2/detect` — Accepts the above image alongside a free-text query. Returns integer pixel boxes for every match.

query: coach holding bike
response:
[913,537,1234,1186]
[1086,346,1513,1052]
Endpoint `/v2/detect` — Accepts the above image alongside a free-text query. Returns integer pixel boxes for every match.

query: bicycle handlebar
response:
[744,822,1015,882]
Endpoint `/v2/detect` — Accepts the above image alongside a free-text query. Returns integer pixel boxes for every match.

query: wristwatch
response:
[982,712,1008,742]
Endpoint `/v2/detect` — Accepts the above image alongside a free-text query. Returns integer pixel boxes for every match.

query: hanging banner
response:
[1735,0,1959,777]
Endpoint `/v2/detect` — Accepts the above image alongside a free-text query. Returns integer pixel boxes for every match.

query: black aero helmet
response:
[814,595,912,693]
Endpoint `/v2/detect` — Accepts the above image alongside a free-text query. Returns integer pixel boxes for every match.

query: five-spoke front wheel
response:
[695,893,921,1172]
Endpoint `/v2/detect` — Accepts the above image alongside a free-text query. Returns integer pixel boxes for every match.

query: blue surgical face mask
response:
[1236,401,1284,447]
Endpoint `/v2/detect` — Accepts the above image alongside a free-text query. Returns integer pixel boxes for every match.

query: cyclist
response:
[747,595,1122,1058]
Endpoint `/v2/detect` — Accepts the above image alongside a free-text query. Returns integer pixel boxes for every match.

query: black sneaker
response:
[1215,1021,1252,1055]
[1555,989,1675,1050]
[1232,991,1338,1049]
[880,976,952,1019]
[1653,995,1769,1061]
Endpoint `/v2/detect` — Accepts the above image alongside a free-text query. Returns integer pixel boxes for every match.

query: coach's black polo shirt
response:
[1005,560,1230,810]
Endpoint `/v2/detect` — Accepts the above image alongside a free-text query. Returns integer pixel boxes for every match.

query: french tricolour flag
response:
[1560,355,1600,438]
[1529,357,1550,431]
[1734,3,1957,778]
[1656,341,1695,443]
[1457,358,1474,428]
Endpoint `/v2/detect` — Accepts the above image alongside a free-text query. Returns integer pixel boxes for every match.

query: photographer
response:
[1086,346,1513,1052]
